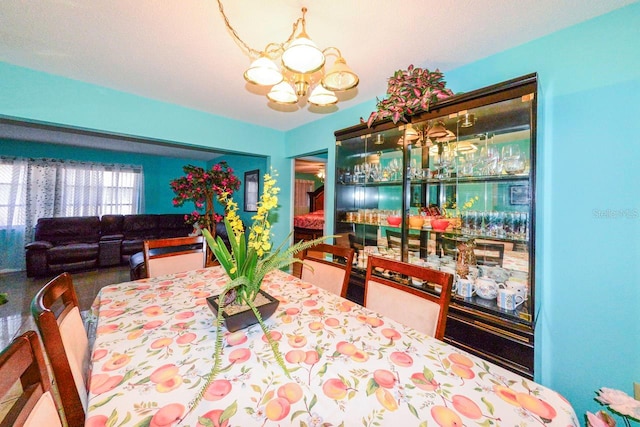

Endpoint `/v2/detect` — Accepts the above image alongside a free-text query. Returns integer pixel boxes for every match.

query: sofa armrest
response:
[25,241,53,250]
[25,241,51,277]
[100,234,124,242]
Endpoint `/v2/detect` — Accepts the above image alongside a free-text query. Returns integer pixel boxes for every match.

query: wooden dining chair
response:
[0,331,63,427]
[143,235,206,278]
[31,272,88,427]
[364,255,453,339]
[301,243,354,298]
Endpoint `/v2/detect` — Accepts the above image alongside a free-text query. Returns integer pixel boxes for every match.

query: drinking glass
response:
[502,145,525,174]
[485,146,500,175]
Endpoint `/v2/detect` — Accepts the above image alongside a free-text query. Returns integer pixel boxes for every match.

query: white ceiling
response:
[0,0,635,168]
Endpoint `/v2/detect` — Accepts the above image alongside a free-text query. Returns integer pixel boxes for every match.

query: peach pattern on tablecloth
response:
[85,266,578,426]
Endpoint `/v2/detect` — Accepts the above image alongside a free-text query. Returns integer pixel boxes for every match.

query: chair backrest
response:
[30,272,87,427]
[364,255,453,339]
[143,236,206,278]
[0,331,63,427]
[301,243,354,298]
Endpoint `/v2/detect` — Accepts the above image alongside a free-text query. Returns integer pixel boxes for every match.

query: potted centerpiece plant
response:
[364,64,454,127]
[192,170,329,411]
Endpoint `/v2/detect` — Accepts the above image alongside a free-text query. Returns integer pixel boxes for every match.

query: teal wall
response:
[215,154,268,227]
[1,3,639,421]
[0,138,207,214]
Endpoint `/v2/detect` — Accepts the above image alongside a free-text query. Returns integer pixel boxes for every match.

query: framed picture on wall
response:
[509,185,530,205]
[244,170,259,212]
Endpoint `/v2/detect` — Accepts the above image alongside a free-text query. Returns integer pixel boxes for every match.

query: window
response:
[0,157,144,228]
[0,161,26,227]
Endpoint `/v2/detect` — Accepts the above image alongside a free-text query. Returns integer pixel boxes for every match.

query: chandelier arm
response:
[263,42,285,59]
[217,0,304,59]
[322,46,343,58]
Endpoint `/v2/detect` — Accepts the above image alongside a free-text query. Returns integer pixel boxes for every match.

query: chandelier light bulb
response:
[267,81,298,104]
[322,57,359,91]
[308,84,338,106]
[282,35,325,74]
[244,56,283,86]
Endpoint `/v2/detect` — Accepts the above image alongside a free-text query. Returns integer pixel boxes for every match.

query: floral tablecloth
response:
[86,266,578,426]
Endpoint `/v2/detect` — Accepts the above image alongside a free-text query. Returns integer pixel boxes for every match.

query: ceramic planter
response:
[206,289,279,332]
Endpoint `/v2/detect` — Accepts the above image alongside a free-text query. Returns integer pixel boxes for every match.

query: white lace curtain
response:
[294,179,315,216]
[0,156,144,272]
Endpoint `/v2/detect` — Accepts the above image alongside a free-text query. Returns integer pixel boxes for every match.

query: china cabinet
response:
[334,74,537,378]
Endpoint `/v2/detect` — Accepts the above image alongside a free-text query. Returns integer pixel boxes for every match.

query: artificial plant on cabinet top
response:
[364,64,454,127]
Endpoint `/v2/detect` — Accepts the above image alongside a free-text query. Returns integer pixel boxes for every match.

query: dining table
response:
[85,266,579,426]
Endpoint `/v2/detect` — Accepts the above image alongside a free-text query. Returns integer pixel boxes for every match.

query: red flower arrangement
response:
[170,162,241,235]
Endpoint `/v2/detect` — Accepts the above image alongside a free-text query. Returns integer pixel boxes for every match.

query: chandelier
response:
[216,0,359,107]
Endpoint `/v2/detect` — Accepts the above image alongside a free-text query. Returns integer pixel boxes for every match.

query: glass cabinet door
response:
[335,127,408,273]
[409,94,535,324]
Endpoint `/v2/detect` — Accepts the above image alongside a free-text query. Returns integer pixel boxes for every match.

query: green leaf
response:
[88,393,124,410]
[220,401,238,423]
[115,412,132,427]
[131,415,153,427]
[308,394,318,410]
[423,367,435,381]
[481,396,495,415]
[407,402,419,419]
[291,410,307,421]
[198,416,215,427]
[365,378,379,396]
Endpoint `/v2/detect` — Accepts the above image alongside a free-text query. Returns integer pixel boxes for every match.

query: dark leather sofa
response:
[25,214,230,278]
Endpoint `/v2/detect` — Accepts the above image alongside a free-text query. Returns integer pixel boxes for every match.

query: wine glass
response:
[484,146,500,175]
[502,145,525,174]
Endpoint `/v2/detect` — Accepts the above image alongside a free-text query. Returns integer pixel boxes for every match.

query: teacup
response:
[497,288,524,310]
[504,281,528,300]
[455,278,476,298]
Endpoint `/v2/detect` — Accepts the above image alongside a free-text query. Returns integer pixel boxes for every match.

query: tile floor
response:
[0,265,131,351]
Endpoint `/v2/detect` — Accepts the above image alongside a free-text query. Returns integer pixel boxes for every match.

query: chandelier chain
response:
[216,0,303,59]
